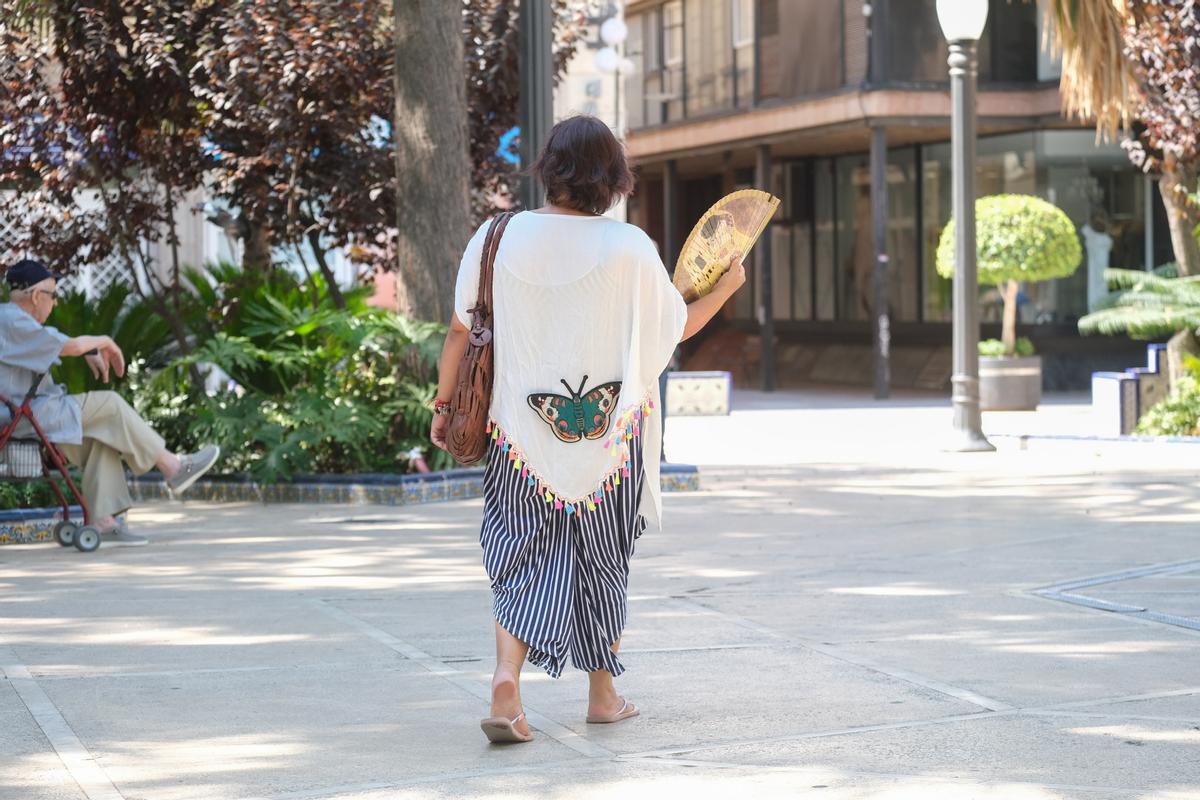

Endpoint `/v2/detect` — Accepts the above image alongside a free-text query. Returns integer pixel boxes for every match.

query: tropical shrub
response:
[44,285,177,394]
[937,194,1082,357]
[1078,264,1200,338]
[144,264,450,482]
[5,264,447,503]
[1136,376,1200,436]
[1136,356,1200,437]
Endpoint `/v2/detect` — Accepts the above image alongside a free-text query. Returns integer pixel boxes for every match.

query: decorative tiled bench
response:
[1,464,701,546]
[1092,343,1170,436]
[0,506,84,545]
[665,370,732,416]
[127,467,490,506]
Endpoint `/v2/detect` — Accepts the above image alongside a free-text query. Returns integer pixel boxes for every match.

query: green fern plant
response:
[1078,264,1200,339]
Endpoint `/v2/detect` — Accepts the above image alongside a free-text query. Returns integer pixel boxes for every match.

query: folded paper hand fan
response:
[672,189,780,302]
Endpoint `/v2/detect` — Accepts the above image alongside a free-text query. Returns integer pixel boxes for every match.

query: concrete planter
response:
[980,355,1042,411]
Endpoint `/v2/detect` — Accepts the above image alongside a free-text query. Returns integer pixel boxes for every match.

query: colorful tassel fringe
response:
[488,404,650,515]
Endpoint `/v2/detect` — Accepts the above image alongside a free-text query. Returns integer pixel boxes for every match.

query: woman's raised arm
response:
[681,255,747,342]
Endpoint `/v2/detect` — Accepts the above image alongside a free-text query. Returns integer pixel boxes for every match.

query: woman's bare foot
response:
[587,669,638,721]
[590,696,632,718]
[587,692,638,721]
[491,671,531,738]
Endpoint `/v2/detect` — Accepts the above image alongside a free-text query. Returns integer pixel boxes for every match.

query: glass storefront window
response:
[790,161,816,320]
[832,151,920,323]
[921,130,1146,325]
[764,162,815,321]
[727,132,1148,329]
[835,155,871,321]
[814,158,837,320]
[921,143,952,322]
[791,222,815,320]
[887,148,920,323]
[770,224,793,320]
[1034,130,1148,318]
[922,133,1036,324]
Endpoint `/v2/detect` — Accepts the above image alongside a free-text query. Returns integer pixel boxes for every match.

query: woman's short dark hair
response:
[528,115,635,215]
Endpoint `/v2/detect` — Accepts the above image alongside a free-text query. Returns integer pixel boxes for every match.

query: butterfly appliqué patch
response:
[527,375,622,444]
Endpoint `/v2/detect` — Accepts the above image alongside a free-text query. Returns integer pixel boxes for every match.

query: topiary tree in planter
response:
[936,194,1083,357]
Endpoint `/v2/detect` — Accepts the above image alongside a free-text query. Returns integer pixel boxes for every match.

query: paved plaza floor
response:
[2,389,1199,799]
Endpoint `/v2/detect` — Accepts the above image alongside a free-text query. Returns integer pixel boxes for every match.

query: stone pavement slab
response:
[1088,567,1200,621]
[0,682,86,800]
[39,667,584,800]
[663,711,1200,798]
[2,389,1200,799]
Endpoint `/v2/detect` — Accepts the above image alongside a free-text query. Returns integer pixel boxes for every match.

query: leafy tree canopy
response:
[936,194,1083,287]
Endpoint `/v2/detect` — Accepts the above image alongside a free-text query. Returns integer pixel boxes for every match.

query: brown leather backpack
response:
[446,212,514,464]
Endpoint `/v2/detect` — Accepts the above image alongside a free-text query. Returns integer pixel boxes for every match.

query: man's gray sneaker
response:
[100,520,148,547]
[168,444,221,495]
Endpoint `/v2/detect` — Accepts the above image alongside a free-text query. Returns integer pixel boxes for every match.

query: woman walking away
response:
[430,115,746,744]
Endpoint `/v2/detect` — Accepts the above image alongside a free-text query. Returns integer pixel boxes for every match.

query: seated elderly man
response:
[1,259,219,546]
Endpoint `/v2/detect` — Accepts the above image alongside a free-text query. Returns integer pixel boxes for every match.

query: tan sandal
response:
[586,696,640,724]
[480,710,534,743]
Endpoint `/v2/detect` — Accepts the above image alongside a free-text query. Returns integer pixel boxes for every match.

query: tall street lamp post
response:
[595,15,635,138]
[937,0,994,452]
[519,0,554,210]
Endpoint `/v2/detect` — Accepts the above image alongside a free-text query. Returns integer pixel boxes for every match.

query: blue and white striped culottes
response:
[479,435,646,679]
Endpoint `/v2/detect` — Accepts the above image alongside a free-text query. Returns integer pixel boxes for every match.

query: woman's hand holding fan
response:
[714,253,747,296]
[672,189,780,302]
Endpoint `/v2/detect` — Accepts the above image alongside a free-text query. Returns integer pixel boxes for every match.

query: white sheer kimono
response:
[454,210,687,530]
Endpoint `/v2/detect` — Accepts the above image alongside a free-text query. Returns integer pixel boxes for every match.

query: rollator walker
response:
[0,374,100,552]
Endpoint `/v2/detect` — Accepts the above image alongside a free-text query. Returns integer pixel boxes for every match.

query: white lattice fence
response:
[3,188,358,297]
[0,190,135,299]
[0,212,22,271]
[72,250,132,300]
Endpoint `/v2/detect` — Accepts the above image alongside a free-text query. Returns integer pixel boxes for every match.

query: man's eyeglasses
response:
[34,288,58,302]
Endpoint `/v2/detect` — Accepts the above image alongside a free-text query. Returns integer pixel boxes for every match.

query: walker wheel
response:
[54,521,78,547]
[74,525,101,553]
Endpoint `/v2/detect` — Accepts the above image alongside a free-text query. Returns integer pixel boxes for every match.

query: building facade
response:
[621,0,1169,389]
[553,3,635,223]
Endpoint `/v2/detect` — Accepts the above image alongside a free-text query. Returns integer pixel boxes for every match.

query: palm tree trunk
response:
[1001,280,1020,357]
[393,0,471,323]
[1160,154,1200,277]
[1167,329,1200,390]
